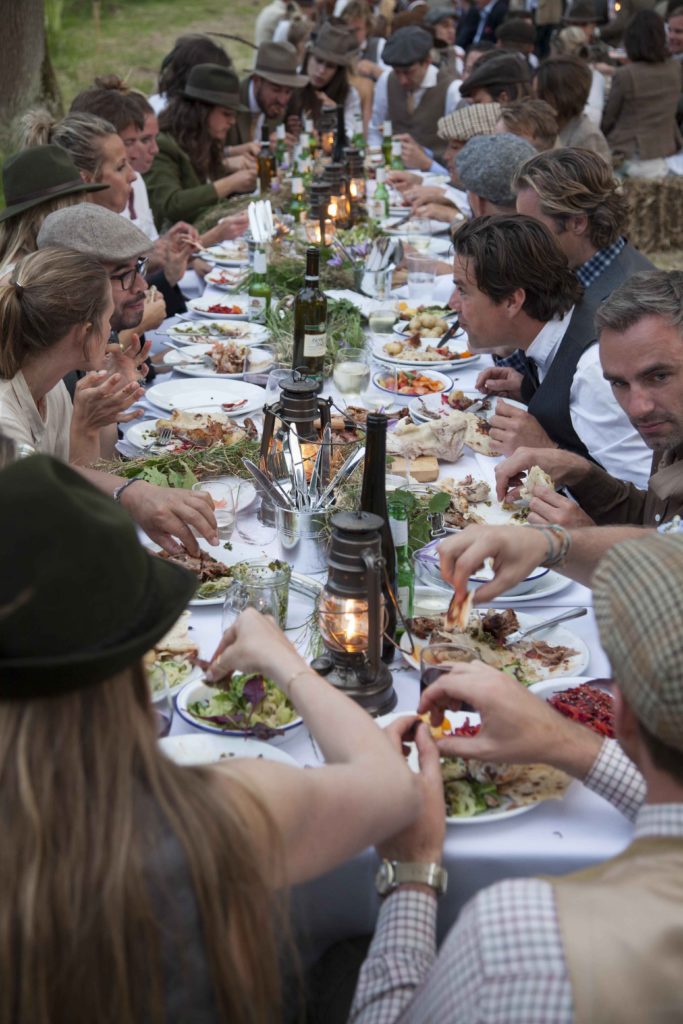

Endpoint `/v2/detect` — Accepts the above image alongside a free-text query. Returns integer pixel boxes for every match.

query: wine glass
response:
[232,481,277,546]
[333,348,371,404]
[265,367,293,405]
[419,643,477,709]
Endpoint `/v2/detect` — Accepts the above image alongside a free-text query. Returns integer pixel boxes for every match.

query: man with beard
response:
[493,270,683,529]
[227,41,308,147]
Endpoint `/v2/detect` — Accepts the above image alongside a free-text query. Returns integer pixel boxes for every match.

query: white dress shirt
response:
[368,65,461,158]
[527,309,652,488]
[120,174,159,241]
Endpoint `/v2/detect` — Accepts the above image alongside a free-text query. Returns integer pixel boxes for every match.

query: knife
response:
[242,458,293,509]
[313,445,365,510]
[288,423,309,509]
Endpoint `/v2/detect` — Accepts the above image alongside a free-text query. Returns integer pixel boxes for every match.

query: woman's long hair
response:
[159,95,225,182]
[0,663,284,1023]
[20,109,116,180]
[289,51,351,126]
[0,248,111,379]
[0,192,81,272]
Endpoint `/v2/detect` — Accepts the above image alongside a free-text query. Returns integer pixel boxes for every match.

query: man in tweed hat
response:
[352,530,683,1022]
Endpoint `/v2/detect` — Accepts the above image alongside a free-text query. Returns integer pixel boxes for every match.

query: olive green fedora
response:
[0,456,197,698]
[0,144,109,223]
[183,63,249,111]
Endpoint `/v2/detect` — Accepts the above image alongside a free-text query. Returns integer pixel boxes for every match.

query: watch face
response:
[375,860,396,896]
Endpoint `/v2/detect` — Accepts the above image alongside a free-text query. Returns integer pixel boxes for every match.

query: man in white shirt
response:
[451,214,652,487]
[368,26,460,170]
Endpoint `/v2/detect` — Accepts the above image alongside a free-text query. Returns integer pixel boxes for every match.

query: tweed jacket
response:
[559,113,611,165]
[144,133,216,230]
[601,60,683,161]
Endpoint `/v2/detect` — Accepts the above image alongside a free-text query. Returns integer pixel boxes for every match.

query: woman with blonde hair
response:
[0,453,419,1024]
[21,109,137,214]
[0,248,145,466]
[0,145,108,274]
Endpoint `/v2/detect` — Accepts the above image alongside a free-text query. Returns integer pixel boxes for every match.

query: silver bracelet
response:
[526,524,572,568]
[113,477,144,503]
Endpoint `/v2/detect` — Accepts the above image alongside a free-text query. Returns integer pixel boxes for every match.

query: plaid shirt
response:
[575,237,626,290]
[350,741,670,1024]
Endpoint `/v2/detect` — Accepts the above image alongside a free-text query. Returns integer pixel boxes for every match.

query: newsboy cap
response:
[383,26,434,66]
[593,533,683,753]
[456,132,536,205]
[438,102,502,141]
[459,51,531,98]
[37,203,152,262]
[496,18,537,44]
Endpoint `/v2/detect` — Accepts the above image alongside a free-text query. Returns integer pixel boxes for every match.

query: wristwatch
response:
[375,859,448,897]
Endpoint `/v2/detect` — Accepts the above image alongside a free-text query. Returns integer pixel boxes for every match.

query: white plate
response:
[529,676,613,700]
[163,343,273,379]
[175,678,303,744]
[167,320,267,345]
[400,612,590,681]
[376,711,564,825]
[383,216,451,236]
[376,343,480,371]
[187,296,250,320]
[159,732,300,767]
[146,378,266,416]
[372,368,453,398]
[205,267,248,289]
[198,243,249,266]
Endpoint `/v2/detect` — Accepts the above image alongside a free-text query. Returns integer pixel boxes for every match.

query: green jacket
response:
[144,132,217,229]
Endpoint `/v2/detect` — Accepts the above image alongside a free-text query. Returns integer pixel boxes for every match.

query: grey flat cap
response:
[383,26,433,66]
[37,204,153,262]
[456,133,537,206]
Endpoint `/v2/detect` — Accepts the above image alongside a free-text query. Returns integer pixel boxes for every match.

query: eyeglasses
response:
[109,257,148,291]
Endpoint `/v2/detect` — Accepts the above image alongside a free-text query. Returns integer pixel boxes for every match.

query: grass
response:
[53,0,262,107]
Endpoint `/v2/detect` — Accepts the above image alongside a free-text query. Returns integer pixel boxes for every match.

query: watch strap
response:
[376,859,448,896]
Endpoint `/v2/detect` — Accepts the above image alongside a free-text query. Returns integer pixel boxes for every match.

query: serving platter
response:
[163,343,274,379]
[187,295,250,320]
[167,320,267,345]
[159,732,299,767]
[198,242,249,266]
[372,368,454,398]
[175,678,304,744]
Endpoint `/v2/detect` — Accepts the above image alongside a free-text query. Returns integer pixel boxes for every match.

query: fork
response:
[142,426,173,452]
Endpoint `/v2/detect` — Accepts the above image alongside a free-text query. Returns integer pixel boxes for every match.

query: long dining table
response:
[131,269,634,959]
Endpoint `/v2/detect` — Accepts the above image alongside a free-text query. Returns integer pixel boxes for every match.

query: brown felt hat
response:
[310,23,360,66]
[184,63,249,110]
[254,42,309,87]
[0,145,108,223]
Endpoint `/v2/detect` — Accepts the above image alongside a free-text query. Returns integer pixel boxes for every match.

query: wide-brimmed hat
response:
[37,204,152,262]
[184,63,249,110]
[438,101,502,141]
[254,41,309,87]
[456,132,536,205]
[383,25,434,66]
[309,23,359,67]
[593,533,683,753]
[0,456,197,698]
[496,18,537,44]
[564,0,597,23]
[460,51,531,98]
[0,145,109,224]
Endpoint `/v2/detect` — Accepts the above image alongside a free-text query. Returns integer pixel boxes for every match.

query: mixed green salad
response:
[146,657,194,696]
[441,758,506,818]
[188,672,299,738]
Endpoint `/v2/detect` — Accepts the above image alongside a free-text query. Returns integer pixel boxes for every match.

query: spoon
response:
[509,607,588,643]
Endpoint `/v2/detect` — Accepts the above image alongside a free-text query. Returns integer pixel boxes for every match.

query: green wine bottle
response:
[367,165,389,222]
[390,139,405,170]
[382,120,392,166]
[257,124,276,193]
[387,497,414,634]
[289,176,306,223]
[248,250,271,324]
[352,112,365,154]
[292,247,327,391]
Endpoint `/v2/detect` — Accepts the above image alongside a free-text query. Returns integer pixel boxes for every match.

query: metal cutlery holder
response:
[275,506,331,575]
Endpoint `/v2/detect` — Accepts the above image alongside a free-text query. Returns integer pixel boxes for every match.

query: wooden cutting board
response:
[389,456,439,482]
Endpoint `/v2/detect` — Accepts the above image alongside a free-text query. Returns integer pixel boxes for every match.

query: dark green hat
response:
[184,63,249,111]
[0,145,109,223]
[0,456,197,698]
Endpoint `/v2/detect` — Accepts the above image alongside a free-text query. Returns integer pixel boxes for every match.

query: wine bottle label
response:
[367,199,387,221]
[248,296,267,323]
[389,517,408,546]
[303,327,326,357]
[397,585,411,615]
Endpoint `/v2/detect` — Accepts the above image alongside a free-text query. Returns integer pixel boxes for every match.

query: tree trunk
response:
[0,0,63,148]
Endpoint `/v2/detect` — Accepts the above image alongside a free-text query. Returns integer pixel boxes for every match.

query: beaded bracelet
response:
[526,524,572,568]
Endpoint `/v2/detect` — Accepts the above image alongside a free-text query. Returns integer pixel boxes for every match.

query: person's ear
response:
[569,213,589,238]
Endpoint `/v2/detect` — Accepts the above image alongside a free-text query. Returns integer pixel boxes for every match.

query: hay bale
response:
[624,176,683,254]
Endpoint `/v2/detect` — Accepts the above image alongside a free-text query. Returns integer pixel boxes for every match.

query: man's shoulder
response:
[155,132,183,157]
[447,876,565,973]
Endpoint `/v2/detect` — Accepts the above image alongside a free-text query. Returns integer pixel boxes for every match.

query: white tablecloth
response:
[137,289,631,957]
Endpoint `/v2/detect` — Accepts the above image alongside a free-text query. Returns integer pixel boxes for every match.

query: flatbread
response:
[445,589,474,631]
[499,763,570,807]
[464,413,497,456]
[520,465,555,502]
